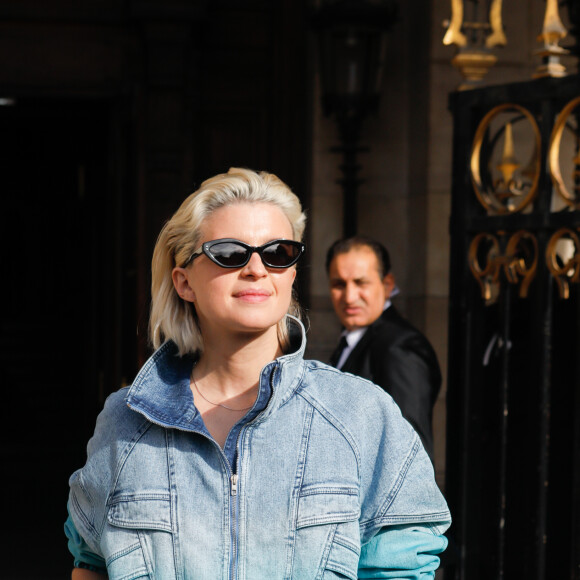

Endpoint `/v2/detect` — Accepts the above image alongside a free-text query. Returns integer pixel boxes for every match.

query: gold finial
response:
[496,123,520,185]
[486,0,507,48]
[443,0,467,47]
[538,0,568,47]
[533,0,569,78]
[442,0,506,90]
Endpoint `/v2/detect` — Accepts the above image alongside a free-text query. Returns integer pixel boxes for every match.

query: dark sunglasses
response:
[183,238,305,269]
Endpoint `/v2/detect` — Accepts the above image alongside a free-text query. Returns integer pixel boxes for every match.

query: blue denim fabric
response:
[67,316,451,579]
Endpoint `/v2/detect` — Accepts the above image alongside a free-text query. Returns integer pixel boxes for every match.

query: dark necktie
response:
[329,335,348,368]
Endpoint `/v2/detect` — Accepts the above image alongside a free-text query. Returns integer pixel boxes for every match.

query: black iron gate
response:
[445,75,580,579]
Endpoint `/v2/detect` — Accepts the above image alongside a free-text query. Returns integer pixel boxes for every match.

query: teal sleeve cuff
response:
[358,524,449,579]
[64,507,107,573]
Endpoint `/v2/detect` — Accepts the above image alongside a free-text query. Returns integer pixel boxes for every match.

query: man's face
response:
[328,247,395,331]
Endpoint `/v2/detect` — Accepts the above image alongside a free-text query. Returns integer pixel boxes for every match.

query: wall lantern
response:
[313,0,398,237]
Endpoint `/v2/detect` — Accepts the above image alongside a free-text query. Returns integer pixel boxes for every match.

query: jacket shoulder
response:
[68,387,150,549]
[298,361,448,538]
[84,388,146,453]
[299,360,416,440]
[372,308,428,343]
[369,309,440,366]
[301,360,388,399]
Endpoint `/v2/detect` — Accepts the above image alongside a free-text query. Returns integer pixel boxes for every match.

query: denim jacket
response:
[67,317,451,579]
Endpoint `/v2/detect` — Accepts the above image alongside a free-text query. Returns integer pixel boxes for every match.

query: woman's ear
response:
[172,267,196,303]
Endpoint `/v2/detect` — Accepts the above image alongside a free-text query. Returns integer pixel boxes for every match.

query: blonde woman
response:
[65,167,451,579]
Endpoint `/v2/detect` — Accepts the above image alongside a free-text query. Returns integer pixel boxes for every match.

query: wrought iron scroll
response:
[468,230,538,301]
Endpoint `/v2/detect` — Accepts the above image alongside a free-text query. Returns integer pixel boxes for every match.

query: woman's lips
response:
[234,289,271,303]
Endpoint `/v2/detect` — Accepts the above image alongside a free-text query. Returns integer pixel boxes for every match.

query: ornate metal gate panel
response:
[446,75,580,579]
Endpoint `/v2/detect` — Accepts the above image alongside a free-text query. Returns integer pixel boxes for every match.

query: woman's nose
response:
[242,251,268,277]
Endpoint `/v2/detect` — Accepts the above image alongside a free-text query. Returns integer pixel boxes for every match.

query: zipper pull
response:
[230,474,238,496]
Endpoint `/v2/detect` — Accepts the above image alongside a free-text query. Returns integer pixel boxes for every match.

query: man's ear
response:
[383,272,396,299]
[172,267,196,303]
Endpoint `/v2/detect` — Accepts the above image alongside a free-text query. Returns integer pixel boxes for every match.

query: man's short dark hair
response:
[325,235,391,278]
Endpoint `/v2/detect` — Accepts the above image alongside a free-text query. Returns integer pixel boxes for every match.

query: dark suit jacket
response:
[337,306,441,461]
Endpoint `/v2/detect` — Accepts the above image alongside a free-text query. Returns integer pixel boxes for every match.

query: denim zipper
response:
[132,414,242,579]
[227,369,274,579]
[129,364,276,579]
[230,471,239,580]
[229,425,245,580]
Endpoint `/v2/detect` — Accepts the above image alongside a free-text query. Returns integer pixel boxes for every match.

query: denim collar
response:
[125,315,307,431]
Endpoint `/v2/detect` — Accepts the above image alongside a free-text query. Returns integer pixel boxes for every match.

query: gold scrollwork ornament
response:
[469,230,538,301]
[548,96,580,211]
[471,104,541,214]
[468,233,501,302]
[503,230,538,298]
[546,228,580,299]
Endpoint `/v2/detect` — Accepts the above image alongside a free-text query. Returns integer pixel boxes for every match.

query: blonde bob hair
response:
[149,167,307,356]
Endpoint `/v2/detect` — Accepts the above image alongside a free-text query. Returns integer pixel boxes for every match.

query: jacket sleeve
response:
[356,393,451,548]
[64,509,108,573]
[370,333,440,460]
[67,388,134,557]
[358,524,448,579]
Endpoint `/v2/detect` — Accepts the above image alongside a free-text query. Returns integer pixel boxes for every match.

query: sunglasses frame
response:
[183,238,305,269]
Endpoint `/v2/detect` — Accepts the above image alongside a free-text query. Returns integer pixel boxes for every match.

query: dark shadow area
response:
[0,99,121,577]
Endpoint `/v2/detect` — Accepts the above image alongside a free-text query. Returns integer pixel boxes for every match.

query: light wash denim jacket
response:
[67,317,451,579]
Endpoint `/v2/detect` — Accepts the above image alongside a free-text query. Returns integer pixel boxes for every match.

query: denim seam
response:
[296,391,362,481]
[376,436,421,517]
[332,531,361,555]
[297,512,360,529]
[311,364,386,397]
[314,523,338,580]
[109,493,171,504]
[106,540,142,564]
[166,430,183,580]
[269,359,307,413]
[106,420,154,509]
[137,530,155,576]
[359,511,452,533]
[284,403,314,580]
[299,486,358,496]
[69,483,99,544]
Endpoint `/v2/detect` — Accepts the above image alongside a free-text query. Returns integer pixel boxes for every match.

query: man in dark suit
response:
[326,235,441,462]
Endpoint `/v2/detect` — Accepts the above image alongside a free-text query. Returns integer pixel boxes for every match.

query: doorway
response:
[0,98,134,577]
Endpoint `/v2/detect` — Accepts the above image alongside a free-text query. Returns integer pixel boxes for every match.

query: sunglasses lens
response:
[262,242,301,267]
[203,239,303,268]
[208,242,250,267]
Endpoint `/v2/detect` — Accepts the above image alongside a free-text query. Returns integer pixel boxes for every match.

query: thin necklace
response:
[191,371,255,412]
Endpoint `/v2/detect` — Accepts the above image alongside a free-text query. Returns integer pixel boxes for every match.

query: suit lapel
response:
[339,308,396,379]
[340,325,374,378]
